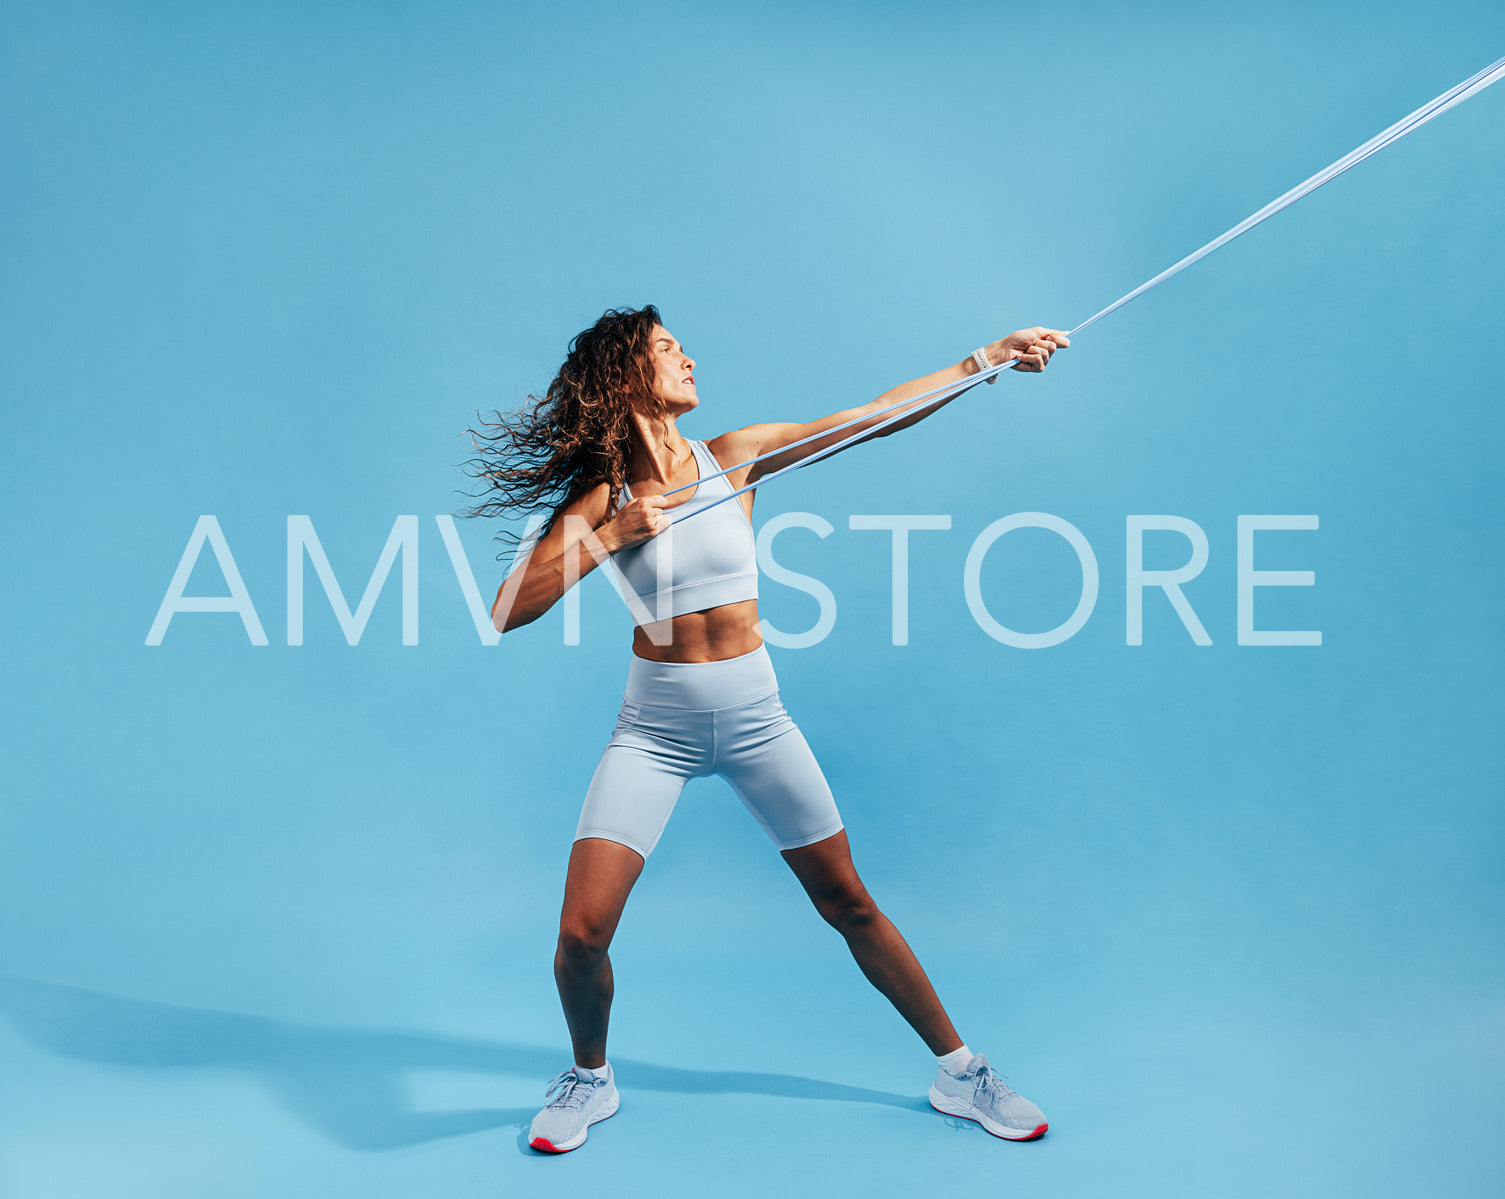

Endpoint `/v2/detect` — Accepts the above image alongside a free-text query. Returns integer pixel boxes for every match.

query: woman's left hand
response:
[991,327,1070,373]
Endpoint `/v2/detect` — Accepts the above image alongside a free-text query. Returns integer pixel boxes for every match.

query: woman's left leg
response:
[782,829,963,1056]
[718,683,1050,1139]
[713,684,963,1055]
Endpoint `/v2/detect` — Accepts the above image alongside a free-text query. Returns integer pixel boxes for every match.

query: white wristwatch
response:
[971,346,998,384]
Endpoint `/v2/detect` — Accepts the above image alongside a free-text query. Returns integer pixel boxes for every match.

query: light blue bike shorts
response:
[575,643,845,859]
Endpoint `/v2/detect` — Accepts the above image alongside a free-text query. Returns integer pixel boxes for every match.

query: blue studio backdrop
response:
[2,3,1503,1196]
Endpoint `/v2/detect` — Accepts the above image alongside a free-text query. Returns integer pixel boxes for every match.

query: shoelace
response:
[970,1059,1018,1104]
[543,1069,596,1112]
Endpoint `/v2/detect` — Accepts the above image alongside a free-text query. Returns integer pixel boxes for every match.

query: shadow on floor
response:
[0,975,926,1151]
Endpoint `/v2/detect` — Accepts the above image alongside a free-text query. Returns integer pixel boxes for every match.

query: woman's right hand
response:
[604,495,670,550]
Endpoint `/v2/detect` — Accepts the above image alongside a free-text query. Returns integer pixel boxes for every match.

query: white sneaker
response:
[929,1053,1047,1140]
[528,1066,620,1153]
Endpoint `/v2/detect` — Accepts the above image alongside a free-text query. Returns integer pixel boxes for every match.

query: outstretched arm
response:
[710,327,1069,487]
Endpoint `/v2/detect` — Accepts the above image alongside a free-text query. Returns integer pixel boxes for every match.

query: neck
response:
[628,411,690,484]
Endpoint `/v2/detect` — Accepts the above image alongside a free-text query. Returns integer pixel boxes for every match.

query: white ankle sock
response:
[574,1061,611,1084]
[937,1045,974,1077]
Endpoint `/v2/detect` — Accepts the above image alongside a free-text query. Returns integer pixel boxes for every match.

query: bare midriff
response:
[630,598,763,663]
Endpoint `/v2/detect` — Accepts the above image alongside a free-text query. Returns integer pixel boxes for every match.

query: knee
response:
[556,918,612,972]
[815,882,879,934]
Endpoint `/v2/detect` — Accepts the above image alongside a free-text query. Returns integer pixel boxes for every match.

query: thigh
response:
[575,702,703,859]
[559,834,646,941]
[715,693,845,852]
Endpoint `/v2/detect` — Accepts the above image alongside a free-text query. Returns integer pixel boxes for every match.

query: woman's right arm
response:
[492,487,669,633]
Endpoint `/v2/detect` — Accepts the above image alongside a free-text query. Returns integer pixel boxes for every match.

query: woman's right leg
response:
[554,836,646,1069]
[559,681,705,1068]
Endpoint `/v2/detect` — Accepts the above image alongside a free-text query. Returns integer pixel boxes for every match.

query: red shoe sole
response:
[529,1138,569,1154]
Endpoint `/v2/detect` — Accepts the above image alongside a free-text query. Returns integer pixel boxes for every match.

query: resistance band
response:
[662,52,1505,526]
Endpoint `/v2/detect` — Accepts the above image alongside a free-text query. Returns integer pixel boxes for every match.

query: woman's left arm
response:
[711,327,1069,487]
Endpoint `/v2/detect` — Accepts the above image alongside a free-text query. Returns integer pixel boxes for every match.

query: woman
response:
[466,305,1067,1153]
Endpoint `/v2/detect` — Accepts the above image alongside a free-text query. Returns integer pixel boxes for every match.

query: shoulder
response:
[705,427,763,487]
[533,479,614,551]
[570,478,615,522]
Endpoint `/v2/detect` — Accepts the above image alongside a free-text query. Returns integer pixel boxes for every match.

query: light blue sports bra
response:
[609,439,759,626]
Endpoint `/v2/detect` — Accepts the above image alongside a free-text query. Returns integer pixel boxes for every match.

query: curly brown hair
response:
[456,305,667,556]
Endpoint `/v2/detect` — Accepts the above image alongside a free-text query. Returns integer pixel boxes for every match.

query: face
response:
[646,326,697,414]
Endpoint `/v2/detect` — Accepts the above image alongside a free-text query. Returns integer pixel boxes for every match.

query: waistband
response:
[624,642,778,710]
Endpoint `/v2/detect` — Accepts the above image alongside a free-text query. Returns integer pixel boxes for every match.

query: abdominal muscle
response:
[631,598,763,663]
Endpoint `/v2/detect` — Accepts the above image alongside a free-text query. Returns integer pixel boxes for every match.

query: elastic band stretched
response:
[662,52,1505,527]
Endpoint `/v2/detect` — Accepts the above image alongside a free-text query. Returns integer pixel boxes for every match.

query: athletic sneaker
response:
[528,1066,620,1153]
[929,1053,1048,1140]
